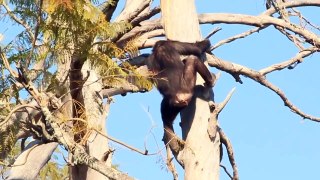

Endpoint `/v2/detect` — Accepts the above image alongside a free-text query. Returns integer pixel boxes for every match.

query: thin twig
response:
[220,164,233,179]
[205,27,222,39]
[93,129,148,155]
[211,27,266,51]
[166,146,178,180]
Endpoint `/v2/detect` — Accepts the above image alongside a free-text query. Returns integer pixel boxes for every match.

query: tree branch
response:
[260,47,319,74]
[199,13,320,47]
[130,6,161,27]
[207,54,320,122]
[8,141,58,180]
[219,128,239,180]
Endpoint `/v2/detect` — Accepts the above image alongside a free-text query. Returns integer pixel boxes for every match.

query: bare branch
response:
[219,128,239,180]
[135,29,165,48]
[131,6,161,27]
[111,0,152,42]
[115,0,152,23]
[116,19,162,47]
[210,1,320,51]
[205,27,222,40]
[263,1,320,16]
[166,146,178,180]
[214,88,236,114]
[199,14,320,47]
[260,47,319,75]
[207,54,320,122]
[211,27,267,51]
[101,84,148,98]
[93,129,148,155]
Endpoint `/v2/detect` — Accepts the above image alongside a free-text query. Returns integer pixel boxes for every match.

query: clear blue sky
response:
[2,1,320,180]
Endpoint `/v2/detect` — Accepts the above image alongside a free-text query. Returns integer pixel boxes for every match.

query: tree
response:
[0,0,320,180]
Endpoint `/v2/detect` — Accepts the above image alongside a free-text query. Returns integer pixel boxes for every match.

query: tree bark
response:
[160,0,220,179]
[82,61,112,180]
[69,61,111,180]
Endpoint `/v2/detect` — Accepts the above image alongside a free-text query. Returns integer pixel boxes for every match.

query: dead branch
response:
[211,1,320,51]
[199,13,320,47]
[205,27,222,40]
[211,27,267,51]
[166,146,178,180]
[263,1,320,16]
[101,84,148,98]
[116,19,162,47]
[219,128,239,180]
[115,0,152,23]
[131,6,161,27]
[111,0,152,42]
[214,88,236,115]
[207,54,320,122]
[208,87,235,140]
[260,47,319,74]
[93,129,148,155]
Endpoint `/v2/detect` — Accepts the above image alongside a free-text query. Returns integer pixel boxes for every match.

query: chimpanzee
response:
[146,39,215,143]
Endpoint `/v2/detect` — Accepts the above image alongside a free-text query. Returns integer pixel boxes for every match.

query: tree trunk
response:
[160,0,220,179]
[70,61,111,180]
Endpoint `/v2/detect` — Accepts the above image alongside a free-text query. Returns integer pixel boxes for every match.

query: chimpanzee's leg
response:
[161,97,184,148]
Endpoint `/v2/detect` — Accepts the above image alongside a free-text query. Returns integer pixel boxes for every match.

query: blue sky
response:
[2,0,320,180]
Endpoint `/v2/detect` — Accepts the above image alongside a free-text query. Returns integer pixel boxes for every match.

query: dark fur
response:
[146,40,215,139]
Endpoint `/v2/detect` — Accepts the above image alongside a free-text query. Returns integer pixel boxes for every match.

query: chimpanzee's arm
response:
[192,55,215,87]
[155,39,211,57]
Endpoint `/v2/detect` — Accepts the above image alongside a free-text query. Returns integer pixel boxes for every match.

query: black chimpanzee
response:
[146,39,215,143]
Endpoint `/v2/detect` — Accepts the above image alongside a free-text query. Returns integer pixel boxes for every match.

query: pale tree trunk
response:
[82,61,112,180]
[161,0,220,179]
